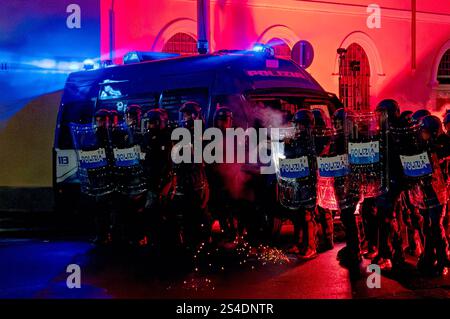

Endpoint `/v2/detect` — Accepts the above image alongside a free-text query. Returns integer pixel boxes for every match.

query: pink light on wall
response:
[100,0,450,113]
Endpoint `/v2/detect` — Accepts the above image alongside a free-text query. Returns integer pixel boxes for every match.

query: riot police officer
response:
[207,107,237,242]
[331,108,363,267]
[140,109,173,249]
[125,105,144,151]
[161,101,211,252]
[279,109,317,259]
[372,99,404,270]
[312,109,334,252]
[142,109,172,195]
[179,101,203,130]
[109,106,147,244]
[437,113,450,244]
[415,115,448,275]
[75,108,115,244]
[94,109,112,152]
[125,105,143,133]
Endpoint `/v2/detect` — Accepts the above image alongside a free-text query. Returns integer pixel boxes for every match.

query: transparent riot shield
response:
[271,127,317,210]
[70,123,114,197]
[346,111,388,198]
[315,127,358,211]
[110,121,147,196]
[391,123,447,209]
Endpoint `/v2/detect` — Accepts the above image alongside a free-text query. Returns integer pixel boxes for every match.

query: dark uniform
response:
[141,109,173,248]
[69,109,115,244]
[414,115,448,275]
[125,105,143,138]
[312,109,334,251]
[278,109,318,259]
[437,113,450,243]
[161,101,211,251]
[331,108,362,266]
[371,99,404,270]
[206,107,237,241]
[109,107,147,244]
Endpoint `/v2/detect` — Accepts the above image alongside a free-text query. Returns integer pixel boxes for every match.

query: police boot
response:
[337,246,348,261]
[93,209,113,246]
[364,247,378,260]
[376,258,393,271]
[339,206,362,265]
[298,210,317,260]
[392,217,406,268]
[434,235,449,276]
[288,214,302,254]
[407,229,423,257]
[318,209,334,252]
[427,207,449,275]
[417,244,436,275]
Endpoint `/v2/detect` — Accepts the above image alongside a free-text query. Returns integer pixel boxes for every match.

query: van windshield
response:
[213,90,340,129]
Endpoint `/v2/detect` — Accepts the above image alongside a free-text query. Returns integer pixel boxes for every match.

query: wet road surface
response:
[1,238,449,299]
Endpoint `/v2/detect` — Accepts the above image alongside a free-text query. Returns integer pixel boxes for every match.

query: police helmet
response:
[109,109,120,126]
[400,110,413,120]
[412,109,431,123]
[159,108,169,122]
[214,107,233,122]
[143,109,164,122]
[95,108,110,118]
[444,112,450,126]
[95,109,110,127]
[312,109,327,128]
[292,109,315,128]
[332,108,345,122]
[332,108,348,129]
[421,115,442,138]
[180,101,202,117]
[126,104,142,119]
[399,110,414,126]
[376,99,400,119]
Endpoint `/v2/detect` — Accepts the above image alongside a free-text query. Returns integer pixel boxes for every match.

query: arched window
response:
[162,33,197,56]
[267,38,291,59]
[437,49,450,84]
[339,43,371,111]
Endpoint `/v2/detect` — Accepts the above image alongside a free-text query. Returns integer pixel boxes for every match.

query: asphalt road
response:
[1,238,449,299]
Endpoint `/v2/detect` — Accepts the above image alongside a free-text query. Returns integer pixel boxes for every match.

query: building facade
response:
[101,0,450,113]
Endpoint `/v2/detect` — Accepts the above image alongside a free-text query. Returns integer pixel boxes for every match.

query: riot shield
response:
[70,123,114,197]
[391,123,447,209]
[346,111,388,198]
[271,127,317,210]
[110,121,147,196]
[315,126,358,211]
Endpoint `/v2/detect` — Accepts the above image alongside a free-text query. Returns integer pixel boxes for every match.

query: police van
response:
[54,46,340,213]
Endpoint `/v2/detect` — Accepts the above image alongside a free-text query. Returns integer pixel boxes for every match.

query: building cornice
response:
[206,0,450,24]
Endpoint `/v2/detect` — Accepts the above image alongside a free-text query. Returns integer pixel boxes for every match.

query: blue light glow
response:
[252,43,265,52]
[83,59,95,70]
[251,43,275,57]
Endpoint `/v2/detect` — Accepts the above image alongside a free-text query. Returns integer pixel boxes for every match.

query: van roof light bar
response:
[123,51,180,64]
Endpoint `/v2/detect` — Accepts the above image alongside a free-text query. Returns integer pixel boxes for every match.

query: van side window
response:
[211,95,248,129]
[98,81,128,101]
[160,88,209,125]
[56,101,95,149]
[96,95,158,114]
